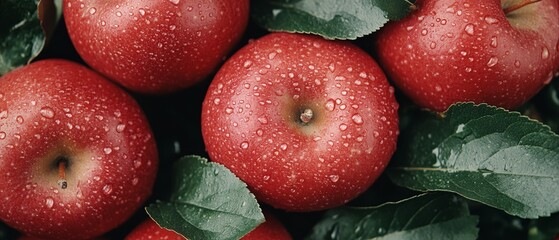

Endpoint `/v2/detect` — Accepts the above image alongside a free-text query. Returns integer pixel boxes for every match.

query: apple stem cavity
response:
[57,159,68,189]
[503,0,542,15]
[299,108,314,124]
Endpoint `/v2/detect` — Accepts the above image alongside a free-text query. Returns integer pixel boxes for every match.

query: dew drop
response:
[16,116,24,124]
[102,185,113,195]
[373,131,380,137]
[0,132,5,140]
[464,24,475,35]
[280,144,287,151]
[40,107,55,119]
[429,41,437,49]
[542,47,550,59]
[329,175,340,183]
[169,25,176,30]
[421,29,428,36]
[243,60,253,68]
[490,36,498,48]
[225,107,234,114]
[116,123,126,133]
[484,16,499,24]
[134,159,142,168]
[263,175,270,181]
[487,56,499,67]
[139,9,146,15]
[45,197,54,208]
[339,124,348,131]
[257,117,268,124]
[213,98,221,105]
[132,178,139,186]
[268,52,277,60]
[104,148,112,154]
[89,7,96,14]
[465,67,472,73]
[351,114,363,125]
[168,0,180,4]
[256,129,263,136]
[240,141,249,149]
[514,60,521,68]
[325,99,336,111]
[116,11,122,17]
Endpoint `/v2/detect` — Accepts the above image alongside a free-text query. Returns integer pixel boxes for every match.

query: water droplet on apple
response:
[101,21,106,26]
[490,36,498,48]
[39,107,55,119]
[257,117,268,124]
[329,175,339,183]
[104,148,113,154]
[129,177,139,186]
[465,67,472,73]
[102,185,113,195]
[268,52,277,60]
[446,7,455,13]
[45,197,54,208]
[240,141,249,149]
[417,15,425,21]
[263,175,270,181]
[169,25,177,30]
[429,42,437,49]
[213,98,221,105]
[76,189,84,199]
[541,47,550,59]
[351,114,363,125]
[16,116,24,124]
[339,124,348,131]
[421,29,428,36]
[168,0,180,4]
[544,72,554,84]
[133,159,142,168]
[139,8,146,15]
[514,60,521,68]
[89,7,96,15]
[484,16,499,24]
[116,123,126,133]
[280,144,287,151]
[0,132,5,140]
[464,24,475,35]
[487,56,498,67]
[116,11,122,17]
[373,131,380,137]
[435,85,442,92]
[325,99,336,111]
[243,60,253,68]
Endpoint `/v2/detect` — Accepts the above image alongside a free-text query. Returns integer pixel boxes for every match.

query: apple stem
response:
[57,160,68,189]
[300,108,314,124]
[503,0,542,15]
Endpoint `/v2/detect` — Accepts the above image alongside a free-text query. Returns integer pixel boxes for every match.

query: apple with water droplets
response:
[64,0,250,94]
[376,0,559,112]
[0,60,158,239]
[201,32,399,212]
[125,211,292,239]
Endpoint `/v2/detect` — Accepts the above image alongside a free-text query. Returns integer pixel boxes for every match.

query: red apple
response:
[64,0,250,94]
[376,0,559,112]
[201,32,399,211]
[125,211,291,240]
[0,59,158,239]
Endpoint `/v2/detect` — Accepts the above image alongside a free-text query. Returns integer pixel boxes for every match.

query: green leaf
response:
[0,0,62,76]
[307,193,479,240]
[251,0,413,40]
[528,213,559,240]
[146,155,264,240]
[388,103,559,219]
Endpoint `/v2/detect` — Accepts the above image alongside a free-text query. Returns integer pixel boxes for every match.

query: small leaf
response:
[251,0,413,40]
[389,103,559,219]
[307,193,479,240]
[0,0,62,76]
[146,155,264,240]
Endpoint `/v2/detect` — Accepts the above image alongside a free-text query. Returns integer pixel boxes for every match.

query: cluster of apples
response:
[0,0,557,239]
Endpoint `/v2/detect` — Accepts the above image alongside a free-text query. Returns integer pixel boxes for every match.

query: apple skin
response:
[0,59,158,239]
[125,211,291,240]
[375,0,559,112]
[201,32,399,211]
[64,0,250,94]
